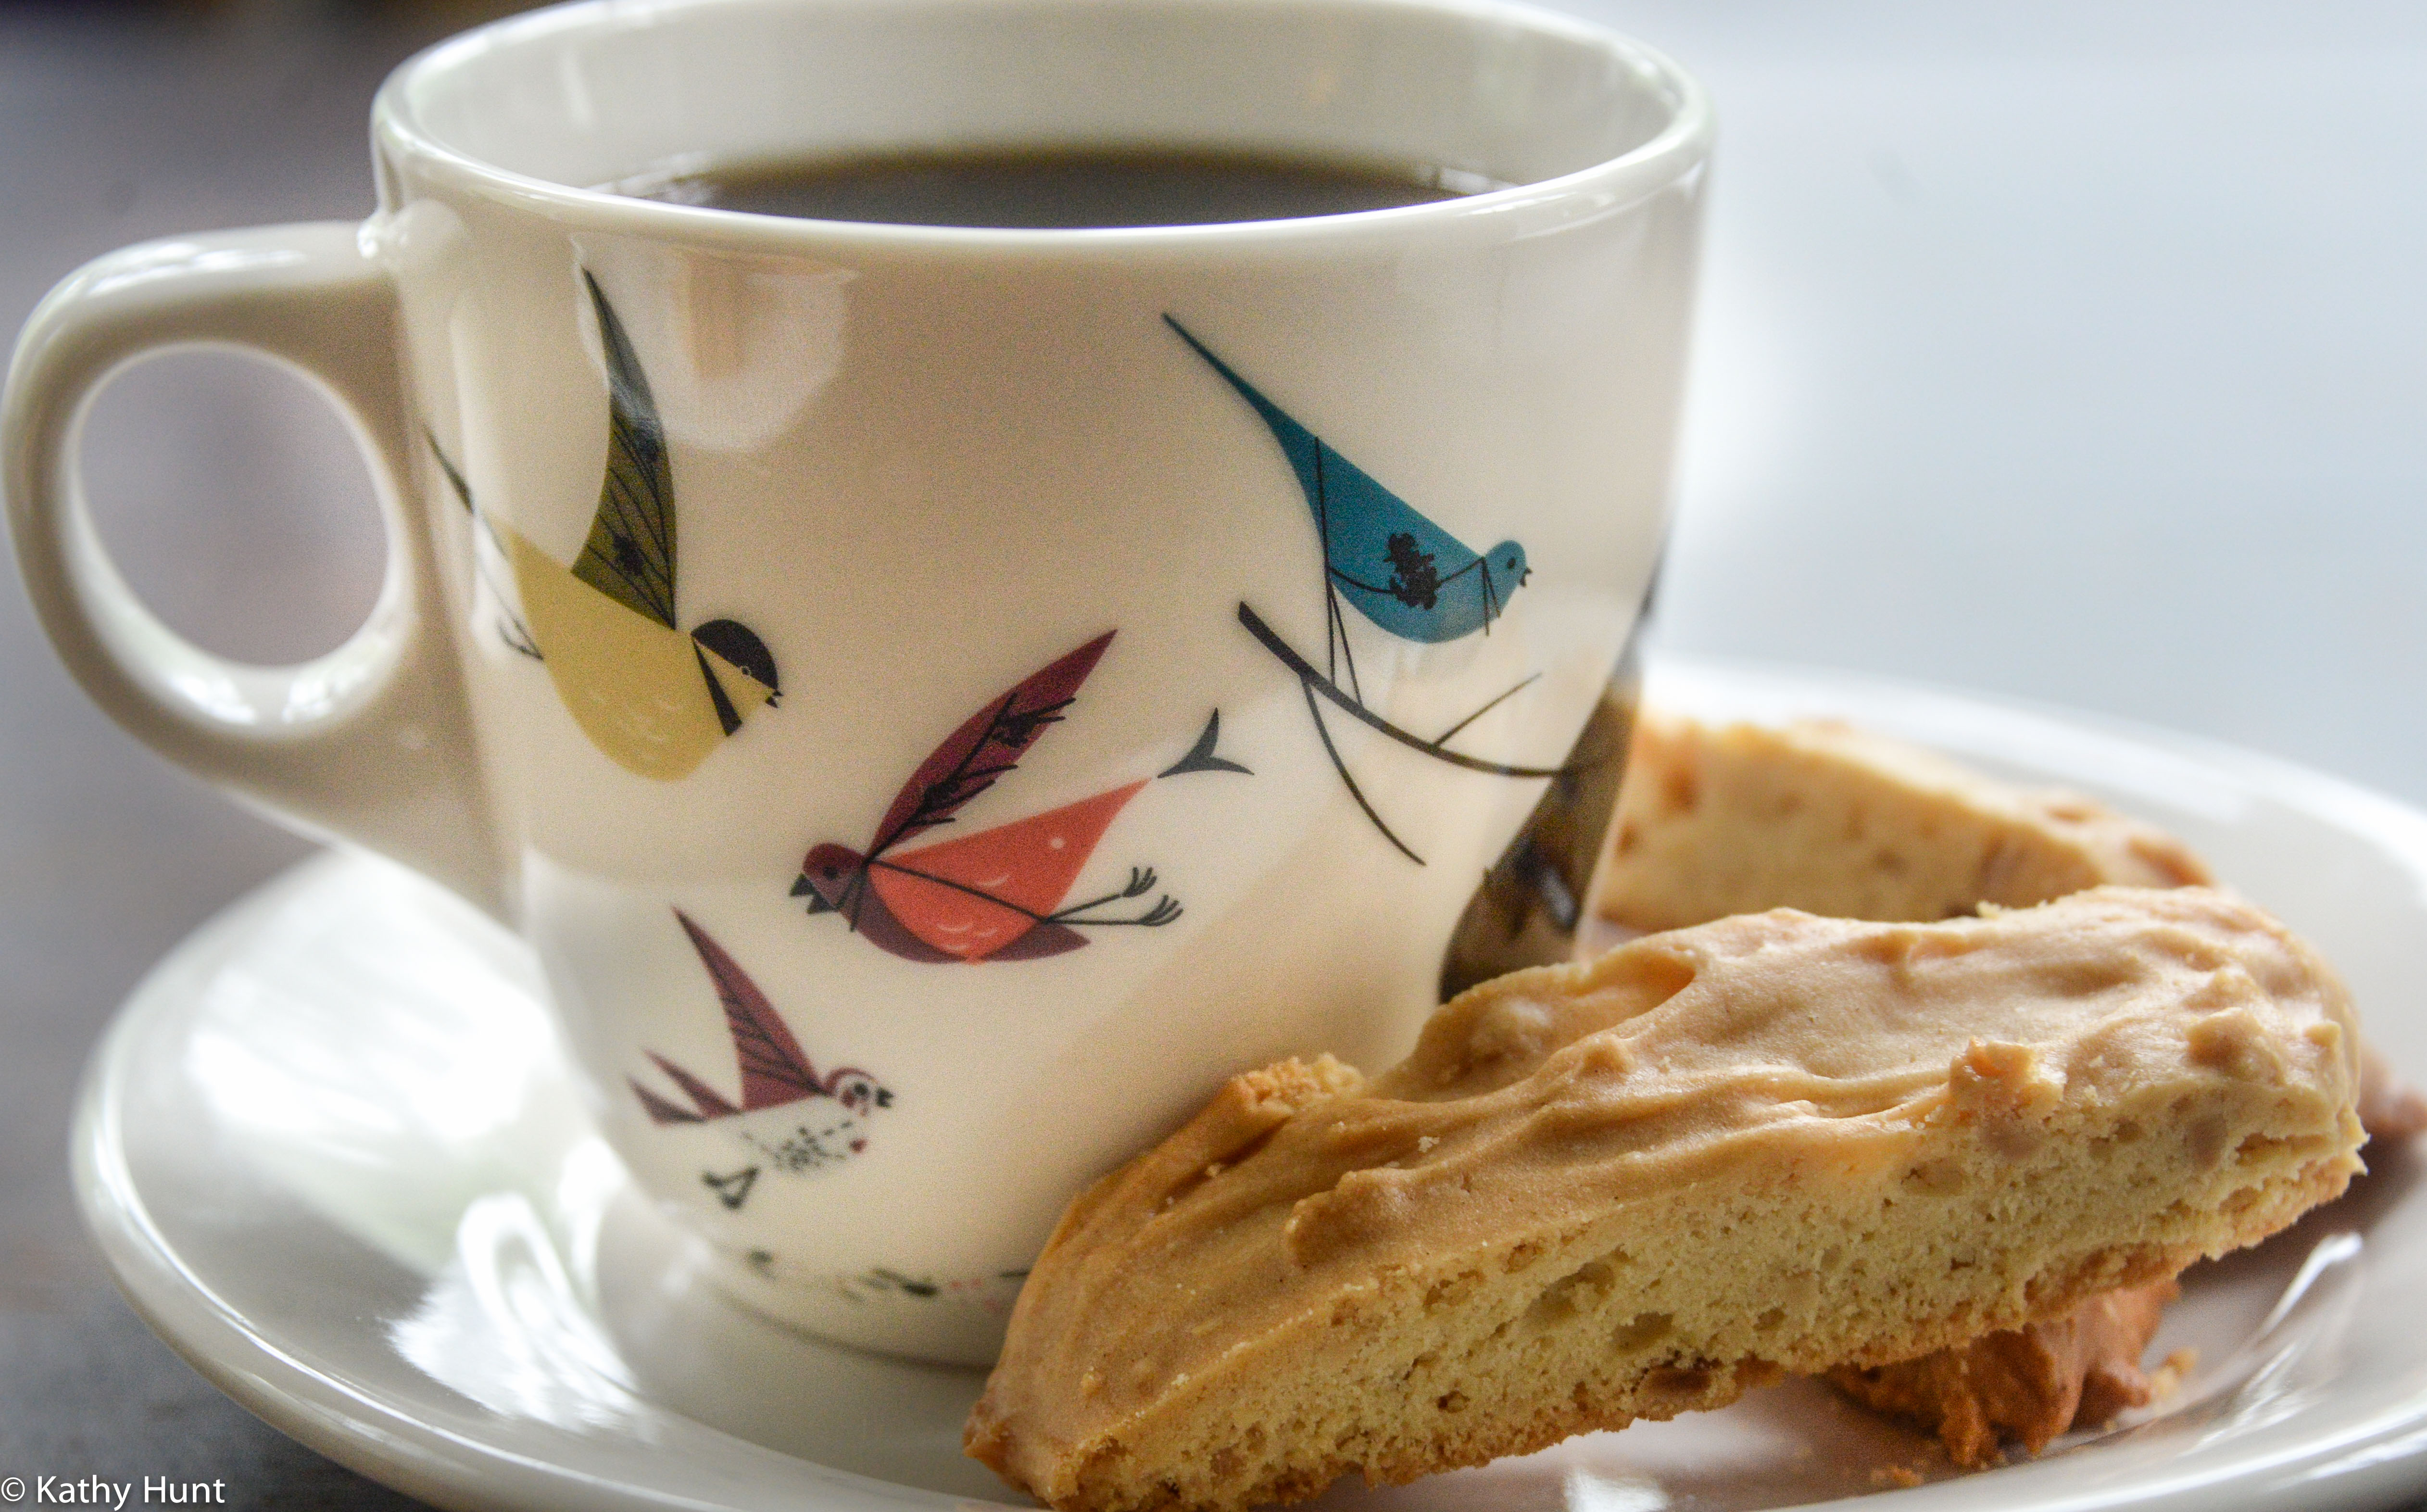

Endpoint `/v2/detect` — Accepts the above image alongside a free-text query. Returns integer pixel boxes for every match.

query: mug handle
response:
[3,222,506,918]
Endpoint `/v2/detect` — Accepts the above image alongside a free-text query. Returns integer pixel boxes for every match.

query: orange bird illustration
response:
[793,632,1234,963]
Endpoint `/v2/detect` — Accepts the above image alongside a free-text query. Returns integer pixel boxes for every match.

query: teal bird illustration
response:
[1164,316,1529,660]
[1167,315,1570,866]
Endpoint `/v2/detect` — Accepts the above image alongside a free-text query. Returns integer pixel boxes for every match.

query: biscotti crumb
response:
[1829,1279,2179,1466]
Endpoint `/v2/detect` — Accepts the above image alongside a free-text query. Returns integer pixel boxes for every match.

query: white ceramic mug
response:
[4,0,1708,1363]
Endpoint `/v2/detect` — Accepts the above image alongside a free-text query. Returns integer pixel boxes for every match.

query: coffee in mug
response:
[612,146,1485,229]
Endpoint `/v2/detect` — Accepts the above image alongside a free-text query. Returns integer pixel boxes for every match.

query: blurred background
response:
[1,0,2423,1502]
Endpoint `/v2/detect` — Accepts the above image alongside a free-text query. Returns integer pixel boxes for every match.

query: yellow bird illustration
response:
[495,272,780,781]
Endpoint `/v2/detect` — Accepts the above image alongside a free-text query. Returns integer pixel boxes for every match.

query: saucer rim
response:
[72,860,504,1512]
[71,655,2427,1512]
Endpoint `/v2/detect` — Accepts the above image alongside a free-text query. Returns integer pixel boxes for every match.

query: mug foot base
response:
[675,1236,1019,1368]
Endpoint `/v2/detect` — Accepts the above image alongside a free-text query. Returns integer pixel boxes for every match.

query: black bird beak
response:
[792,875,838,914]
[698,647,745,737]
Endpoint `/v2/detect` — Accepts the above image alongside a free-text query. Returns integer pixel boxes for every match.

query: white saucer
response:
[73,656,2427,1512]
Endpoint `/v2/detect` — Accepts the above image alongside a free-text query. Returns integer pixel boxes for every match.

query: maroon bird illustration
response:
[630,911,890,1202]
[793,630,1241,963]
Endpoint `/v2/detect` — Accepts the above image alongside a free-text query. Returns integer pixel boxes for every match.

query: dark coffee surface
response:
[615,148,1483,228]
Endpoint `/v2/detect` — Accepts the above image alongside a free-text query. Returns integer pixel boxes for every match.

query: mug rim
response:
[371,0,1713,253]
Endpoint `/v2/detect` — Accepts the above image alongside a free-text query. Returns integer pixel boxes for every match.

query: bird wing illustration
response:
[869,782,1147,960]
[1162,317,1485,606]
[634,913,827,1124]
[675,910,823,1109]
[868,631,1116,858]
[574,271,678,630]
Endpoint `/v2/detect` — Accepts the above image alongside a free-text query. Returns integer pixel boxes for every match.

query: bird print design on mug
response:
[1164,316,1530,647]
[465,272,781,781]
[1165,317,1576,863]
[630,911,893,1211]
[792,631,1245,963]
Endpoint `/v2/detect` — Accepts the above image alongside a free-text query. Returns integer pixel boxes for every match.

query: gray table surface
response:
[3,0,2423,1504]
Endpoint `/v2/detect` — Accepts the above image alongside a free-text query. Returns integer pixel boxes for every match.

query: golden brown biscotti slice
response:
[1591,711,2418,1463]
[1597,710,2217,1462]
[1595,713,2210,933]
[967,887,2364,1512]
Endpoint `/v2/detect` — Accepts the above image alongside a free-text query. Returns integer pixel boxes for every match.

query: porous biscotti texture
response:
[1596,713,2211,933]
[1828,1279,2181,1467]
[1595,710,2221,1459]
[1591,711,2417,1461]
[967,888,2364,1512]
